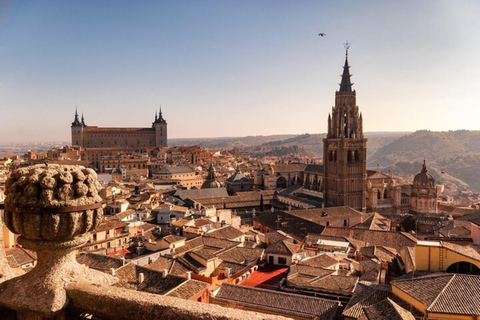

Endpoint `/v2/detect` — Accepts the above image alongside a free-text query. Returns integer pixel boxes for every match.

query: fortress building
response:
[323,47,367,212]
[71,109,167,148]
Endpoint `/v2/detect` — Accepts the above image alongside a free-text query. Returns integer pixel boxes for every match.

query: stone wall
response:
[82,127,157,148]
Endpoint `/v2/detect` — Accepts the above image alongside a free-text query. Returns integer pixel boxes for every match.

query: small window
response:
[278,257,287,265]
[343,219,347,227]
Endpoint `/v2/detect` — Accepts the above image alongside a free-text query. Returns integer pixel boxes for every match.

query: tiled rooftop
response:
[393,273,480,315]
[215,283,339,319]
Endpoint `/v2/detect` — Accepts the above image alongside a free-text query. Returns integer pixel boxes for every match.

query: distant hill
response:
[172,130,480,192]
[369,130,480,192]
[169,134,298,150]
[169,132,407,157]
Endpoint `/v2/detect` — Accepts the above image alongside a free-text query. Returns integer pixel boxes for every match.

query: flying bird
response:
[318,33,326,37]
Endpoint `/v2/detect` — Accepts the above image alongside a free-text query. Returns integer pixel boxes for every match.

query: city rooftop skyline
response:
[1,0,479,143]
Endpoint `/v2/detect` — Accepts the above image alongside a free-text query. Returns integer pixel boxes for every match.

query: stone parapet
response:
[66,282,290,320]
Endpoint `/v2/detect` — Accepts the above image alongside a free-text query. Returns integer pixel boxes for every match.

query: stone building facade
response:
[253,164,323,192]
[71,109,167,148]
[366,168,411,214]
[323,50,367,212]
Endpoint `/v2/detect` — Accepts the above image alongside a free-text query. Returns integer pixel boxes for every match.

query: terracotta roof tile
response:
[76,253,125,271]
[321,227,416,251]
[165,279,209,300]
[206,226,244,240]
[393,273,480,315]
[364,298,415,320]
[299,254,339,269]
[5,247,36,267]
[215,283,339,319]
[265,240,301,255]
[342,282,391,318]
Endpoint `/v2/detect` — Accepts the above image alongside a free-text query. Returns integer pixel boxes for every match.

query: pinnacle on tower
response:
[339,56,353,92]
[72,108,82,126]
[81,113,86,127]
[159,106,163,119]
[338,41,354,93]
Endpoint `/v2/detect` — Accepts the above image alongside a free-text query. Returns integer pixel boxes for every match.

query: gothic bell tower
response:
[323,44,367,211]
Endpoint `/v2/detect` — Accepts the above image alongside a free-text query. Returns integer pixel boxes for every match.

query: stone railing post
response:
[0,164,117,319]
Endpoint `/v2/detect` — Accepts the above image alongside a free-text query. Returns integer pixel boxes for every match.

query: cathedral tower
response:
[323,46,367,211]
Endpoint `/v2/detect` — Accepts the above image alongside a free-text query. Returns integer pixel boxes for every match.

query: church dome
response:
[413,160,435,187]
[201,180,222,189]
[201,163,221,189]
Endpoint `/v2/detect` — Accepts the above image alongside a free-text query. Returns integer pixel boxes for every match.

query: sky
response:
[0,0,479,143]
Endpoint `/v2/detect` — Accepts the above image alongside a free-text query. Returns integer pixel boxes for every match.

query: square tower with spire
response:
[323,45,367,212]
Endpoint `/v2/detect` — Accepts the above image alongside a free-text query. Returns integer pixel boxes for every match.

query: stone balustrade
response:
[0,165,289,320]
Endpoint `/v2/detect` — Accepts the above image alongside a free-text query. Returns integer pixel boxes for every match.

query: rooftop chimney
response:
[138,272,145,283]
[224,267,231,278]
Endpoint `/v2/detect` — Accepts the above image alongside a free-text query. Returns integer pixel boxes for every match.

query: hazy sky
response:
[0,0,479,143]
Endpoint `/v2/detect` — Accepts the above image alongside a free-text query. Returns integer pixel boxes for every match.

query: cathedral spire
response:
[339,41,353,93]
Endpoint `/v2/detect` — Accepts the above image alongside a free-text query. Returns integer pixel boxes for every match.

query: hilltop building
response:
[323,47,367,211]
[71,108,167,148]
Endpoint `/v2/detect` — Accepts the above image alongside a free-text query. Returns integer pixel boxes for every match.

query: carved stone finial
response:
[0,164,117,318]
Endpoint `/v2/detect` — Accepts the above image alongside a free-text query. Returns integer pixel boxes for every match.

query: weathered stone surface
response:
[4,164,104,242]
[66,282,291,320]
[5,164,102,208]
